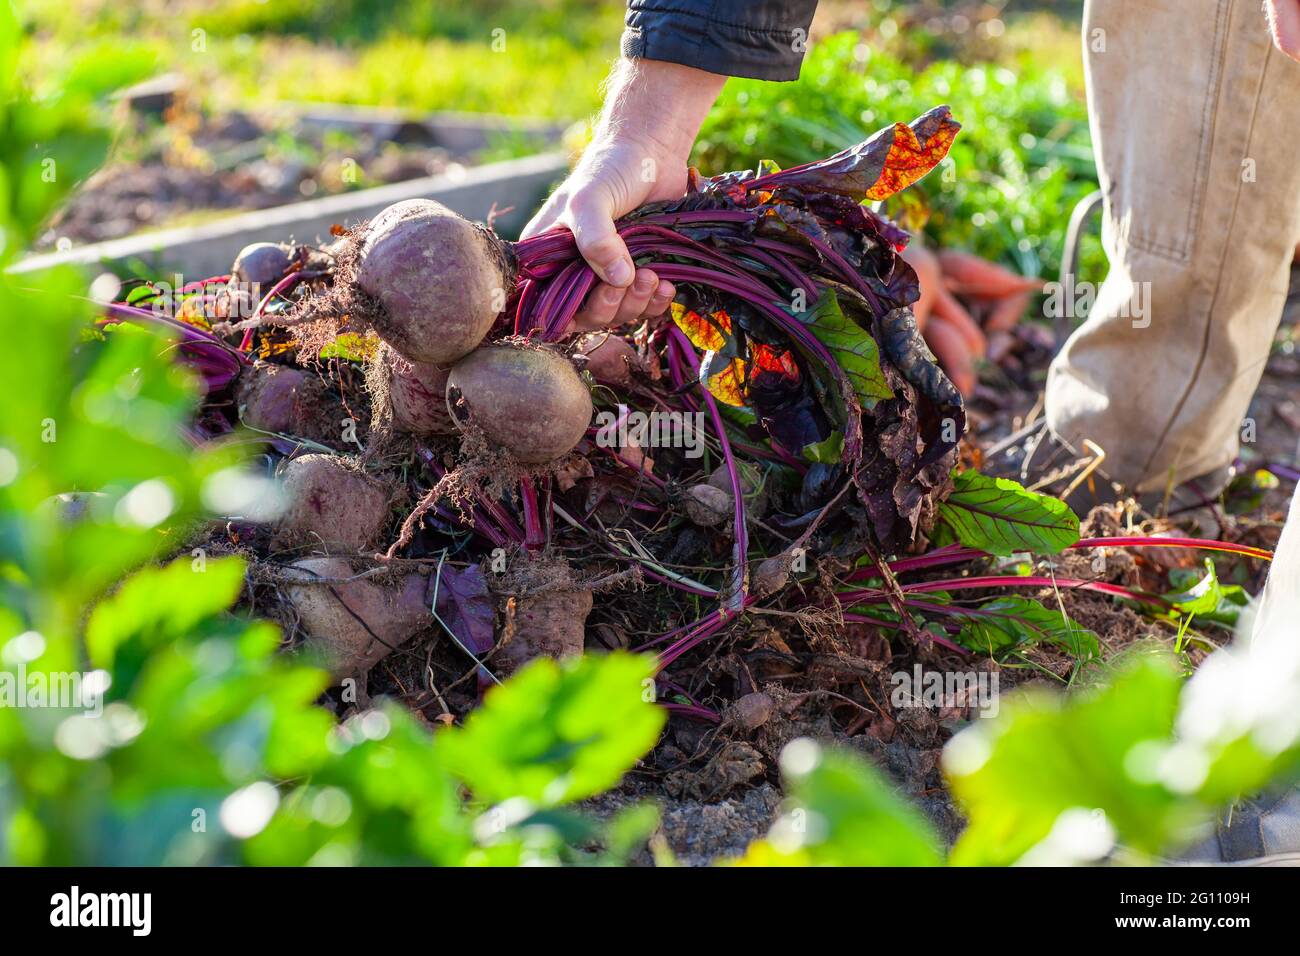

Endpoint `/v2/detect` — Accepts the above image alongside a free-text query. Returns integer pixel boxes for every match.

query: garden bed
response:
[93,157,1299,864]
[34,75,566,255]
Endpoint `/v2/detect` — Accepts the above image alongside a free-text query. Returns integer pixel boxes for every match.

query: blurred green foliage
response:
[0,2,666,866]
[5,0,1298,870]
[696,31,1104,281]
[739,646,1300,867]
[16,0,621,119]
[739,740,943,866]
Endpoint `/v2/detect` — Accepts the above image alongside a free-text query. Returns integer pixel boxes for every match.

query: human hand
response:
[1266,1,1300,61]
[903,244,1042,396]
[522,59,725,331]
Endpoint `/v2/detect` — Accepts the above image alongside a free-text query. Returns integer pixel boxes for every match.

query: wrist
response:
[593,58,725,161]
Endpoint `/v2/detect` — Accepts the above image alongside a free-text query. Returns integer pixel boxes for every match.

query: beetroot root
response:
[283,557,431,678]
[574,332,639,387]
[497,588,593,677]
[368,343,456,436]
[683,483,733,527]
[236,361,343,443]
[231,241,296,290]
[273,454,392,553]
[354,199,511,365]
[446,344,592,464]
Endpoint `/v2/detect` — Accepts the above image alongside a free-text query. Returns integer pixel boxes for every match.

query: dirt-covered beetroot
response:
[683,483,733,527]
[446,344,592,464]
[707,462,768,517]
[727,691,775,732]
[367,343,456,436]
[231,241,296,290]
[574,332,639,387]
[282,557,431,678]
[497,588,592,676]
[751,550,795,598]
[354,199,511,365]
[236,361,341,442]
[273,453,392,553]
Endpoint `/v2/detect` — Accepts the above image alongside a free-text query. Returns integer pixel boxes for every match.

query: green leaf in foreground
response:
[946,653,1200,865]
[954,595,1100,661]
[802,430,844,464]
[938,469,1079,556]
[803,290,895,410]
[739,739,942,866]
[1163,559,1248,627]
[437,652,666,807]
[86,556,248,668]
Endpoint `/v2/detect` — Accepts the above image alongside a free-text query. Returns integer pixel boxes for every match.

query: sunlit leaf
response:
[699,352,747,408]
[319,332,379,363]
[803,290,894,410]
[740,740,942,866]
[745,105,960,203]
[938,470,1080,556]
[670,301,730,352]
[953,595,1100,661]
[436,653,665,807]
[1163,560,1247,627]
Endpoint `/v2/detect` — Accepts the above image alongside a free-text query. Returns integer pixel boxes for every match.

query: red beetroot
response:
[574,332,639,387]
[354,199,512,366]
[446,344,592,464]
[282,557,431,678]
[236,361,341,442]
[231,241,296,290]
[273,454,392,553]
[368,343,456,436]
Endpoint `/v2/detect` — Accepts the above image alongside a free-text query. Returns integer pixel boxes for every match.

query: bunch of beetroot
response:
[106,107,965,692]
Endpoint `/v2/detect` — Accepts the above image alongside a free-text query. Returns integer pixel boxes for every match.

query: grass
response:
[17,0,622,119]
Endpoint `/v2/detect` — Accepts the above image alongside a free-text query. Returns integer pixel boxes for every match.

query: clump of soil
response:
[490,554,594,677]
[38,102,463,249]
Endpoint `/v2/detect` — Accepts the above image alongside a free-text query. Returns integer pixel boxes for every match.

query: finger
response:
[521,191,566,241]
[933,286,987,357]
[568,201,635,288]
[938,250,1042,297]
[572,281,628,331]
[1269,0,1300,61]
[924,317,976,397]
[644,279,675,319]
[611,268,658,327]
[912,270,938,330]
[983,289,1034,333]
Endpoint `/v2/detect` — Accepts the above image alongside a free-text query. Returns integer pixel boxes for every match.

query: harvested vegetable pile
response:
[100,106,1274,751]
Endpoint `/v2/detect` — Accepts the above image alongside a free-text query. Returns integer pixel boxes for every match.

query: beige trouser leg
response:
[1047,0,1300,493]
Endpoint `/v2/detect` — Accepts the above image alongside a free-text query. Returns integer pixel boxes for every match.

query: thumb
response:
[568,198,635,288]
[520,193,563,240]
[1270,0,1300,60]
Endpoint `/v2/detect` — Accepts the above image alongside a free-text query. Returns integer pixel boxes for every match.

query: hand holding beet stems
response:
[527,57,1025,391]
[522,58,724,329]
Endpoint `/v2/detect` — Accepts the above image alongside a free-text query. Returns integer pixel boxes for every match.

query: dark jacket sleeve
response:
[621,1,819,81]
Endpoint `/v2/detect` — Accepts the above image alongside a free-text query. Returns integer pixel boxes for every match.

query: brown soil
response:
[38,103,461,251]
[200,229,1298,863]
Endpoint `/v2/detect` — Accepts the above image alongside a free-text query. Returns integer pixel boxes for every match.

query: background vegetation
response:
[10,0,1297,869]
